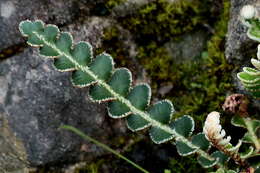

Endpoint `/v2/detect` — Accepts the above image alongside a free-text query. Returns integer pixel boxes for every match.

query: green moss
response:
[101,26,130,66]
[119,0,213,43]
[104,0,216,44]
[74,160,104,173]
[141,0,234,127]
[168,155,211,173]
[105,0,127,9]
[102,0,234,126]
[97,0,235,172]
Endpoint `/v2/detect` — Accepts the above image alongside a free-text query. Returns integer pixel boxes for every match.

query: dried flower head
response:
[241,5,256,19]
[204,112,248,167]
[203,112,231,147]
[222,94,249,117]
[240,167,255,173]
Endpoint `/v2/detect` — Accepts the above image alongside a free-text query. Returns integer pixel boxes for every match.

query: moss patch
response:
[105,0,126,9]
[101,26,131,67]
[73,160,104,173]
[168,155,210,173]
[118,0,214,44]
[102,0,234,128]
[168,0,234,126]
[100,0,235,171]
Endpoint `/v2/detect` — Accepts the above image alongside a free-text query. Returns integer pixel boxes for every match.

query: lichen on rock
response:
[0,111,29,173]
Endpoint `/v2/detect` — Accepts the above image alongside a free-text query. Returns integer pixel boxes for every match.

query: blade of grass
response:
[60,125,150,173]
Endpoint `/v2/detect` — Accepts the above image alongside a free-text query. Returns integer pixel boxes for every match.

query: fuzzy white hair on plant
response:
[203,112,231,147]
[240,5,256,19]
[257,44,260,60]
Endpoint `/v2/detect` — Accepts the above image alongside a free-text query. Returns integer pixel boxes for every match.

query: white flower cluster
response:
[240,5,256,19]
[203,112,231,147]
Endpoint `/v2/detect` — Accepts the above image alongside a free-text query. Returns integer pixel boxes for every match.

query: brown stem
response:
[211,138,248,167]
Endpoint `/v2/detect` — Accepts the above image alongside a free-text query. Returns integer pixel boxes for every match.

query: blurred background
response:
[0,0,258,172]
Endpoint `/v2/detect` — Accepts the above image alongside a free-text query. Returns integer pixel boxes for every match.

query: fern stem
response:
[60,125,150,173]
[244,118,260,152]
[211,139,248,167]
[34,32,219,165]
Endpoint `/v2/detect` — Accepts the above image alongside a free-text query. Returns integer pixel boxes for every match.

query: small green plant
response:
[237,5,260,98]
[60,125,150,173]
[19,19,218,168]
[18,5,260,171]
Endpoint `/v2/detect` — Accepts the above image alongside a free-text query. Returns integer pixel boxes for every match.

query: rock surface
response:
[225,0,260,113]
[111,0,155,17]
[0,0,152,168]
[0,48,117,166]
[165,30,208,63]
[0,0,78,51]
[225,0,258,63]
[0,0,134,168]
[0,110,29,172]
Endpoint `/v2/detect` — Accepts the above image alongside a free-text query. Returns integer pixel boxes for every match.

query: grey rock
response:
[225,0,260,112]
[0,0,77,51]
[0,0,146,165]
[0,110,29,173]
[66,17,114,50]
[165,31,208,63]
[225,0,258,63]
[0,0,147,168]
[0,15,136,166]
[111,0,183,18]
[158,83,173,97]
[111,0,155,17]
[0,46,130,166]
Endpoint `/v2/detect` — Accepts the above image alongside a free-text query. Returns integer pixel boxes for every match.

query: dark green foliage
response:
[175,141,197,156]
[128,84,151,110]
[108,101,130,118]
[54,55,75,71]
[191,133,210,151]
[238,66,260,98]
[90,53,114,80]
[19,20,44,38]
[211,151,229,165]
[231,116,247,128]
[170,115,194,138]
[71,70,96,87]
[237,18,260,97]
[149,127,173,144]
[242,132,255,144]
[126,113,150,131]
[109,68,132,96]
[197,156,218,168]
[72,42,93,66]
[89,84,113,102]
[148,100,173,124]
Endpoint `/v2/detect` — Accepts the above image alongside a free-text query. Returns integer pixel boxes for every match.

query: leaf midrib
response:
[32,31,217,162]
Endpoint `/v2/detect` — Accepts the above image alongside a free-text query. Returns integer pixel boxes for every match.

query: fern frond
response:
[19,20,223,168]
[237,16,260,98]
